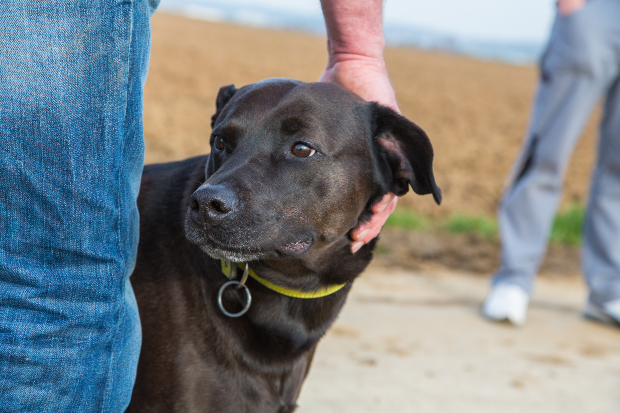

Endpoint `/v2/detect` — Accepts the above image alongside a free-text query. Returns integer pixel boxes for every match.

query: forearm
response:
[320,0,385,61]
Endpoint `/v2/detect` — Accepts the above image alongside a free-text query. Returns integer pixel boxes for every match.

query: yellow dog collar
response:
[220,260,347,299]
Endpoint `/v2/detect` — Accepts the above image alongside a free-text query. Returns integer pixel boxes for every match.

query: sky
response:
[383,0,557,43]
[165,0,559,43]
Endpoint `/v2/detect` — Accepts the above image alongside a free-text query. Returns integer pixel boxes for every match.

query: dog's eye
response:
[291,143,315,158]
[213,136,225,151]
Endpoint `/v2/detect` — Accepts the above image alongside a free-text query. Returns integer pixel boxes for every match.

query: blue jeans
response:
[0,0,158,411]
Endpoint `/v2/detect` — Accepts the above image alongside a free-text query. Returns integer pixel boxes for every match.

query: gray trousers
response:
[493,0,620,306]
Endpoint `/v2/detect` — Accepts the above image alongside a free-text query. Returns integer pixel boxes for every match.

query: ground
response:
[297,264,620,413]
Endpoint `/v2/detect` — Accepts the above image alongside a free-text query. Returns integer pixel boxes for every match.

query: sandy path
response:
[296,265,620,413]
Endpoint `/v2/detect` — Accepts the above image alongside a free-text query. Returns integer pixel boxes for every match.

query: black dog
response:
[127,78,441,412]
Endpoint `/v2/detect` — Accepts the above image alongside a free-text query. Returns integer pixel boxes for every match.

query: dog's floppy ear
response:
[372,103,442,205]
[211,84,238,128]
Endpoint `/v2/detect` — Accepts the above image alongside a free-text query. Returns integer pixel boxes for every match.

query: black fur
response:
[128,78,440,412]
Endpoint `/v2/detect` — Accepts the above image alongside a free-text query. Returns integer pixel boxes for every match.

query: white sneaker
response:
[482,284,530,326]
[584,298,620,328]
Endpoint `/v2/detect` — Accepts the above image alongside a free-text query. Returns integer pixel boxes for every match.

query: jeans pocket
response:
[541,6,598,79]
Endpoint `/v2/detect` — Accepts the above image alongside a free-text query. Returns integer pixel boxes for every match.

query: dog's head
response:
[185,78,440,266]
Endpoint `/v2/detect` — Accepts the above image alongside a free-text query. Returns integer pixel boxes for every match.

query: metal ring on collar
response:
[218,280,252,318]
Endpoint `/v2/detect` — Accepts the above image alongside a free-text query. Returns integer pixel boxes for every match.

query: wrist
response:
[557,0,586,16]
[321,0,385,60]
[326,36,385,61]
[324,47,386,71]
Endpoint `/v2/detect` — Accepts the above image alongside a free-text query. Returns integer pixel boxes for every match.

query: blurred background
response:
[142,1,619,411]
[144,0,599,276]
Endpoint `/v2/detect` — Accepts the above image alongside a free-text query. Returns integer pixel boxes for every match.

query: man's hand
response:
[318,52,400,113]
[557,0,586,16]
[319,0,399,253]
[350,193,398,253]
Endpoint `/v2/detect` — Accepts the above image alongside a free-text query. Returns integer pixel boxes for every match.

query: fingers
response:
[350,193,398,253]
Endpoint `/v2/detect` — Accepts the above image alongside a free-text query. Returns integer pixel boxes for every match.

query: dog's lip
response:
[195,236,266,262]
[202,237,313,258]
[201,234,261,255]
[278,238,313,255]
[186,220,314,257]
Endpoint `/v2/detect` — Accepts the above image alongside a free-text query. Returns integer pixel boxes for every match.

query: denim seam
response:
[100,2,135,411]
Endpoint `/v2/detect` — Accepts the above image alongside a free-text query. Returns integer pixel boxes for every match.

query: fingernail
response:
[356,229,369,241]
[351,241,364,254]
[376,203,388,214]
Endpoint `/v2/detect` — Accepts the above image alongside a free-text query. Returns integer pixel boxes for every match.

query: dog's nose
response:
[189,184,239,225]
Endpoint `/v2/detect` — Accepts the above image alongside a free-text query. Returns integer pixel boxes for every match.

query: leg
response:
[0,0,157,411]
[485,1,618,324]
[583,74,620,316]
[494,20,608,293]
